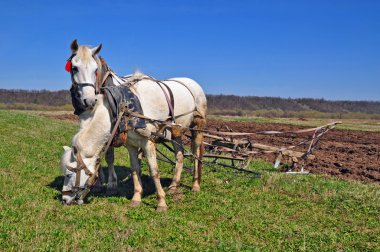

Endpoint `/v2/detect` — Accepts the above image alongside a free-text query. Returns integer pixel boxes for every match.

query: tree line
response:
[207,95,380,114]
[1,89,379,115]
[0,89,71,106]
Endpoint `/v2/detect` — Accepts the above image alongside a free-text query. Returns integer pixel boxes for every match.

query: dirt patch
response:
[40,113,79,122]
[207,119,380,184]
[44,112,380,184]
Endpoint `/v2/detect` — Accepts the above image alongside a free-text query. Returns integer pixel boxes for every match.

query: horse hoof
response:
[192,185,200,192]
[167,187,177,195]
[156,205,168,212]
[129,200,141,208]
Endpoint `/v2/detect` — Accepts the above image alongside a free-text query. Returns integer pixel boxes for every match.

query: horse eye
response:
[72,66,78,72]
[66,174,72,178]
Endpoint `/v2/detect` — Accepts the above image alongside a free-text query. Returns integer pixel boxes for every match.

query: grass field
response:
[0,110,379,251]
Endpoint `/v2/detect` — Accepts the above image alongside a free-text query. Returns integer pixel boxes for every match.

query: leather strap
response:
[155,81,176,123]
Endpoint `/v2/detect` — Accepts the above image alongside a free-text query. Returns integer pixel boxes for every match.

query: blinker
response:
[65,60,72,72]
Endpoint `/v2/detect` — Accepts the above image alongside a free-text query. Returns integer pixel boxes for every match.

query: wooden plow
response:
[155,121,341,175]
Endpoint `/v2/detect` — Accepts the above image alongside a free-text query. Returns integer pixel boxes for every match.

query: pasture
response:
[0,110,379,251]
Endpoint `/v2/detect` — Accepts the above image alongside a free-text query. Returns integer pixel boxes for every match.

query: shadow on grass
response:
[47,165,173,204]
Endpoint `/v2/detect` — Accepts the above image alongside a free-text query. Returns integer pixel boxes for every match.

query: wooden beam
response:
[202,154,247,161]
[251,143,315,159]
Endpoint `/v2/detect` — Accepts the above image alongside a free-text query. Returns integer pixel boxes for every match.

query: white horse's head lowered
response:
[60,94,112,204]
[66,39,102,112]
[60,146,99,205]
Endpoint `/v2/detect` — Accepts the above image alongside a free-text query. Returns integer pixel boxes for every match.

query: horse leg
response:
[168,127,184,194]
[138,148,143,178]
[105,147,118,195]
[143,141,168,212]
[191,115,206,192]
[128,146,143,208]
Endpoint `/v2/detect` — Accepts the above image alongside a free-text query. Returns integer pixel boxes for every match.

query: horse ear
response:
[71,39,78,52]
[91,44,102,55]
[63,146,71,151]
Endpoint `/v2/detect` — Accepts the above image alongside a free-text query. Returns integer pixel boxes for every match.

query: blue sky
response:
[0,0,379,101]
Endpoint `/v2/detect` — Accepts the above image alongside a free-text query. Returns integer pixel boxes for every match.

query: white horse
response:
[61,40,207,211]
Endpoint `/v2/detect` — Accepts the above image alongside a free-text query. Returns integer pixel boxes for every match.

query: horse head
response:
[60,145,100,205]
[66,39,103,114]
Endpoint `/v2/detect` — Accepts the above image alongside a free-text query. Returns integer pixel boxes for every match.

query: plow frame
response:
[155,121,341,175]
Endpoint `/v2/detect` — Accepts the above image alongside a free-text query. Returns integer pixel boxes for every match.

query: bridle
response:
[63,54,113,203]
[66,53,109,115]
[62,146,101,204]
[66,53,104,95]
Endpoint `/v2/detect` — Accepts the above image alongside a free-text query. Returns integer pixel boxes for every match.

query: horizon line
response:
[1,88,379,103]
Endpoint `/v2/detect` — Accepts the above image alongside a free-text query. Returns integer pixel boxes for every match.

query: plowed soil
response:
[43,113,380,184]
[208,120,380,184]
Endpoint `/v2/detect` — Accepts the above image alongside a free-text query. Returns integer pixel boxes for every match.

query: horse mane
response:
[76,46,92,63]
[99,57,107,66]
[131,70,145,79]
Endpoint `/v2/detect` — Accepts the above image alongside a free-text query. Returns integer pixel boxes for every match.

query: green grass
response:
[0,110,379,251]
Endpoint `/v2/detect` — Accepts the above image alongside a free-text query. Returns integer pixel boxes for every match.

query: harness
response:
[102,85,146,130]
[64,55,201,202]
[66,51,193,123]
[155,81,176,123]
[62,147,101,202]
[118,74,196,123]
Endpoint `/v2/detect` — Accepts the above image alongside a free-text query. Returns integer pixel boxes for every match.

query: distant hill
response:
[0,89,71,106]
[1,89,379,116]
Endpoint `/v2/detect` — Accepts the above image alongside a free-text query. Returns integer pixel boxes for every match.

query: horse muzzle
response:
[61,191,84,205]
[84,98,97,108]
[70,82,98,113]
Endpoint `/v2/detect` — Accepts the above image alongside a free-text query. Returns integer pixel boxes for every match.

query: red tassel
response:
[65,61,71,72]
